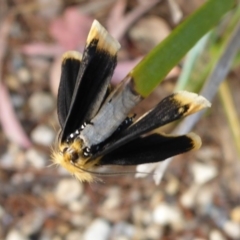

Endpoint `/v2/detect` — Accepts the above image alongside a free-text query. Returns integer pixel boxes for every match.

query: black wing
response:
[95,91,209,157]
[98,133,201,166]
[60,20,120,142]
[57,51,82,128]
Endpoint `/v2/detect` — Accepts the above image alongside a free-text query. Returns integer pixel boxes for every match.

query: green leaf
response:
[180,4,240,93]
[130,0,235,97]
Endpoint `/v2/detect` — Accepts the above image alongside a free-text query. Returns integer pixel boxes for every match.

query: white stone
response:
[223,221,240,239]
[153,203,184,230]
[20,210,44,235]
[132,205,152,225]
[180,185,199,208]
[29,92,55,116]
[191,163,218,185]
[83,218,111,240]
[112,222,134,239]
[55,179,83,205]
[71,214,92,228]
[165,176,180,195]
[113,237,128,240]
[129,16,170,52]
[25,148,47,168]
[17,67,31,84]
[68,200,84,212]
[209,229,226,240]
[31,124,55,146]
[103,187,121,210]
[145,225,162,239]
[66,230,82,240]
[196,185,214,211]
[6,229,29,240]
[1,144,21,168]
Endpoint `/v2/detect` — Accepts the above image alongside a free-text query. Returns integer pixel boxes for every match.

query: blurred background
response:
[0,0,240,239]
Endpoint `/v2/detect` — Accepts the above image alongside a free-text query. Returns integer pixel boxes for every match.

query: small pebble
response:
[83,218,111,240]
[29,92,55,116]
[5,74,20,91]
[55,178,83,205]
[153,203,184,230]
[16,67,31,84]
[20,210,44,236]
[69,195,89,212]
[66,231,82,240]
[165,176,180,195]
[1,151,15,168]
[102,187,121,210]
[180,185,199,208]
[145,224,162,240]
[208,205,228,227]
[37,0,63,19]
[168,0,183,23]
[69,200,85,212]
[129,16,170,53]
[196,185,214,211]
[111,222,135,239]
[132,205,151,225]
[71,214,92,228]
[1,143,23,168]
[197,146,220,161]
[11,94,24,108]
[231,206,240,223]
[55,223,71,237]
[150,191,164,208]
[6,229,29,240]
[52,236,62,240]
[133,228,146,240]
[11,53,24,70]
[25,148,47,168]
[31,124,55,146]
[113,237,129,240]
[223,221,240,239]
[191,162,218,185]
[209,229,226,240]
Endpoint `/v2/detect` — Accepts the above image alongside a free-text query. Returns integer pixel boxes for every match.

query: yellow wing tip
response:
[174,91,211,115]
[62,51,82,63]
[187,132,202,151]
[87,20,121,55]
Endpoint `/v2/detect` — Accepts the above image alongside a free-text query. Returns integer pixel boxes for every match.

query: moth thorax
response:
[66,129,81,143]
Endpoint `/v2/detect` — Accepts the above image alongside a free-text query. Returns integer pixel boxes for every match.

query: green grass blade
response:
[219,81,240,157]
[130,0,234,97]
[178,3,240,94]
[175,19,240,135]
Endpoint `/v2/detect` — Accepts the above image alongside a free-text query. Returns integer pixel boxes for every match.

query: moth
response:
[52,20,210,182]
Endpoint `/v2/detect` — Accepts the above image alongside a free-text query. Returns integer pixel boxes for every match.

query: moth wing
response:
[60,20,120,142]
[96,91,210,156]
[99,132,201,166]
[57,51,82,128]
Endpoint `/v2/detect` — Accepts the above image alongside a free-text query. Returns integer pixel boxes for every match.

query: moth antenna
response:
[73,163,152,177]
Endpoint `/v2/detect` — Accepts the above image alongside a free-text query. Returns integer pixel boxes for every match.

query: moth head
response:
[51,139,98,182]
